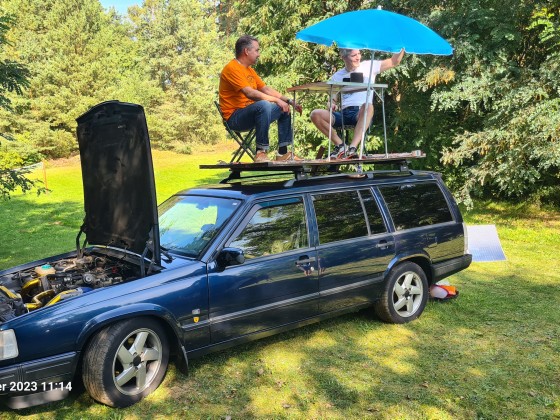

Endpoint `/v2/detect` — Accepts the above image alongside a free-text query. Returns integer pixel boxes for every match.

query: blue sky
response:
[100,0,139,14]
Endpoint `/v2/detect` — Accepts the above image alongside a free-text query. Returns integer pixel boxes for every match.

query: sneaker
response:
[276,151,303,161]
[346,146,359,159]
[329,143,346,159]
[254,150,270,162]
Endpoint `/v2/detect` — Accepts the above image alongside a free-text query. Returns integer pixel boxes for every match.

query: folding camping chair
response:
[214,101,256,163]
[335,119,375,156]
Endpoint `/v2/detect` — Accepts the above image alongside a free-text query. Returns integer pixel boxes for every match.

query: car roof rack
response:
[200,151,425,186]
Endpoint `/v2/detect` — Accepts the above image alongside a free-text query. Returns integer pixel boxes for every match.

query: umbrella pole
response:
[291,92,296,158]
[359,53,376,160]
[327,84,333,161]
[381,86,388,157]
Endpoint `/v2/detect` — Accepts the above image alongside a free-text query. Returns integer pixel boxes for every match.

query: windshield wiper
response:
[159,245,175,263]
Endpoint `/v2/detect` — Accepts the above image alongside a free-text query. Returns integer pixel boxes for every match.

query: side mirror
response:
[217,247,245,268]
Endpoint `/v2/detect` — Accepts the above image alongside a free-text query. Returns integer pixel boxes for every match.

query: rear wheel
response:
[375,262,428,323]
[82,317,169,407]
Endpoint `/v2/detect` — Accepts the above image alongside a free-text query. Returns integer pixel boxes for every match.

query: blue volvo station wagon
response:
[0,101,471,409]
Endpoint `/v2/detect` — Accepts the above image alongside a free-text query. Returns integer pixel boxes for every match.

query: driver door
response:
[207,196,319,343]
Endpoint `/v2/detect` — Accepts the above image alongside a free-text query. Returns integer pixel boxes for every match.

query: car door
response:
[377,182,463,262]
[310,188,395,313]
[207,196,319,343]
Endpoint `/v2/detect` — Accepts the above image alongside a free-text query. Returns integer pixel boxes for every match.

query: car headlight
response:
[0,329,18,360]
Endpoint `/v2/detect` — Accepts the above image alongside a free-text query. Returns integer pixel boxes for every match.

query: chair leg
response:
[229,130,256,163]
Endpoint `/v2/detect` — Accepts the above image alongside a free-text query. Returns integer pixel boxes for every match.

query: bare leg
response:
[350,104,374,148]
[310,109,343,145]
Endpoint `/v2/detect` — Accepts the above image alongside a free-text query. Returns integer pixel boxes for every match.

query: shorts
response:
[332,106,360,128]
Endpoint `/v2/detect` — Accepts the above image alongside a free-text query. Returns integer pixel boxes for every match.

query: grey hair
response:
[235,35,258,58]
[339,48,357,58]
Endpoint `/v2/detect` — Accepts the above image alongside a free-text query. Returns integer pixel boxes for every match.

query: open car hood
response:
[76,101,160,264]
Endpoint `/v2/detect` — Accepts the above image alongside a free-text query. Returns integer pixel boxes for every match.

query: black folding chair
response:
[214,101,256,163]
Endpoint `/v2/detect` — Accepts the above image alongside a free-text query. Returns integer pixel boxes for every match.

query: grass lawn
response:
[0,144,559,419]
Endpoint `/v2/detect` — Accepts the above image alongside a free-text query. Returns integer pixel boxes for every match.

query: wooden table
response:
[287,81,389,157]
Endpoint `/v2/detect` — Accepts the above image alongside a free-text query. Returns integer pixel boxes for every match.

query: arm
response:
[380,48,405,73]
[246,85,302,114]
[260,85,303,114]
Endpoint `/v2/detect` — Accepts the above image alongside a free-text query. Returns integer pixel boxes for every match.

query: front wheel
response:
[82,317,169,407]
[375,262,428,323]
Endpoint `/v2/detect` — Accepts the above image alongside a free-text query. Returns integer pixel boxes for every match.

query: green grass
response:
[1,145,559,419]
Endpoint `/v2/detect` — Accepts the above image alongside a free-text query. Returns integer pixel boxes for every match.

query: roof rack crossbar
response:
[220,170,301,184]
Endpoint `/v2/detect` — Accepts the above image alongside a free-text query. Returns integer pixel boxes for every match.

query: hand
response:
[293,101,303,115]
[276,99,290,113]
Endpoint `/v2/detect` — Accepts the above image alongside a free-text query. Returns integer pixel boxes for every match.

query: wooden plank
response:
[200,151,425,172]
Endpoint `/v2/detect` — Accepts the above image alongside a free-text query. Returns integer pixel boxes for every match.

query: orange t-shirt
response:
[219,59,266,120]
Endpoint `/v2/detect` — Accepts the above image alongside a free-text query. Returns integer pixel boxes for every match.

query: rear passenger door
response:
[378,182,464,262]
[311,188,395,313]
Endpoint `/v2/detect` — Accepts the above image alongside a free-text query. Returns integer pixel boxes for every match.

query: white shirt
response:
[331,60,381,109]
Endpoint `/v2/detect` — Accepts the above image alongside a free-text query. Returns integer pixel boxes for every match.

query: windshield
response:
[158,195,241,257]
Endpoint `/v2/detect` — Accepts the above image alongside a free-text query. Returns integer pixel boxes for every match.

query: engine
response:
[0,253,141,325]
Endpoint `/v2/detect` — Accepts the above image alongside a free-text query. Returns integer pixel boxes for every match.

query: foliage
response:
[0,15,28,109]
[128,0,229,149]
[0,0,558,201]
[0,0,229,159]
[0,13,45,199]
[221,0,560,202]
[435,2,560,206]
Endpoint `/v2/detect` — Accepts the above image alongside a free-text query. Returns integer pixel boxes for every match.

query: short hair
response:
[339,48,358,59]
[235,35,258,58]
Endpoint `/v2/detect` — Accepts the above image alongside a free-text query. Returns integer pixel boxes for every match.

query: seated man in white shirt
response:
[310,48,404,159]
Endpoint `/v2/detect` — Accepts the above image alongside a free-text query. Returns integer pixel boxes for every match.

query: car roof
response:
[176,170,441,201]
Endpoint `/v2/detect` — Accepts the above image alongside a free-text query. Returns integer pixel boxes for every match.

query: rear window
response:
[379,182,453,230]
[312,189,386,244]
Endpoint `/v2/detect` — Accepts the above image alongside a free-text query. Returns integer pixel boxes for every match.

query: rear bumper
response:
[432,254,472,282]
[0,352,78,409]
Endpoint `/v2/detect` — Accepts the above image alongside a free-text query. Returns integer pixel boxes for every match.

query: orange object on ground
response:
[429,284,459,300]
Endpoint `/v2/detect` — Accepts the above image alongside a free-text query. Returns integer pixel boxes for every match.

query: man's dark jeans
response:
[227,100,292,150]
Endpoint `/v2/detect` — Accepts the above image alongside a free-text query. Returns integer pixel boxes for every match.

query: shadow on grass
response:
[3,200,559,418]
[6,279,559,419]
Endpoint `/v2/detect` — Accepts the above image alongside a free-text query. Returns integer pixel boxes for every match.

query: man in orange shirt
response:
[219,35,302,162]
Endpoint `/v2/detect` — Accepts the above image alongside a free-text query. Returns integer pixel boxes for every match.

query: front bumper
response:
[0,352,78,409]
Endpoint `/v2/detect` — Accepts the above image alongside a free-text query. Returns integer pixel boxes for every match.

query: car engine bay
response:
[0,253,143,325]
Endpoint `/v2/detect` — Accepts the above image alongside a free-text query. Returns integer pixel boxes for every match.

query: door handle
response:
[375,240,394,249]
[425,234,438,248]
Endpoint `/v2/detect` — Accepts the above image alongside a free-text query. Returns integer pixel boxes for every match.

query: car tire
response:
[82,317,169,407]
[375,262,428,324]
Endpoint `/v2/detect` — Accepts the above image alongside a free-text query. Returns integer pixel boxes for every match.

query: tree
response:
[129,0,230,150]
[0,0,163,158]
[0,14,44,199]
[225,0,559,204]
[431,1,560,205]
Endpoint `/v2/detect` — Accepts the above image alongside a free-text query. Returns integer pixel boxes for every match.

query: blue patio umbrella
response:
[296,9,453,158]
[296,9,453,55]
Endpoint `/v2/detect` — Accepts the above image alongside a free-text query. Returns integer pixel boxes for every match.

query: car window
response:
[228,198,308,259]
[359,189,386,235]
[379,182,453,230]
[158,195,241,257]
[313,189,385,244]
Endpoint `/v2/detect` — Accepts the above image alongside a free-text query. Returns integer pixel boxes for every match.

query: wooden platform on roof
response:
[200,151,425,183]
[200,151,424,172]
